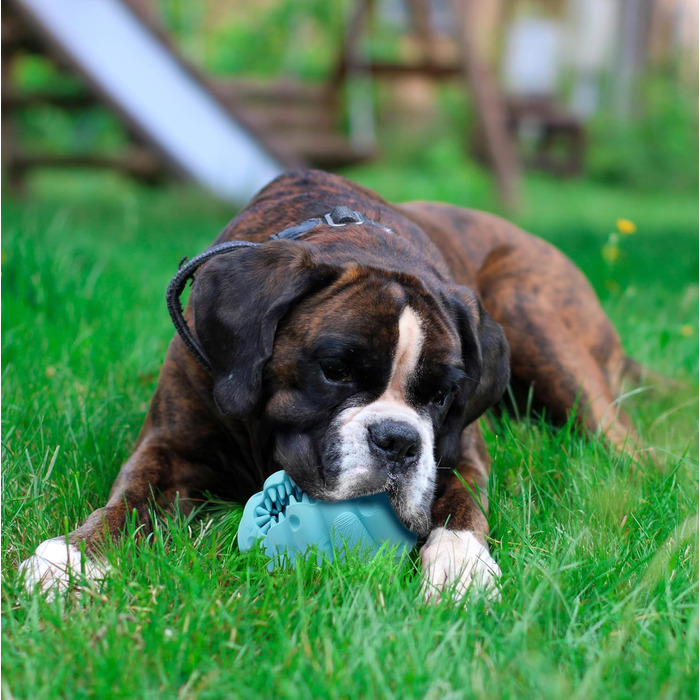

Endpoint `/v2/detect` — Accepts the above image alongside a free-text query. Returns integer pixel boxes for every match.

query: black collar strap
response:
[166,239,259,373]
[166,207,388,375]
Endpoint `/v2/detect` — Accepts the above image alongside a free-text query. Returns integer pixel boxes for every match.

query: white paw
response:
[19,538,108,597]
[420,528,501,603]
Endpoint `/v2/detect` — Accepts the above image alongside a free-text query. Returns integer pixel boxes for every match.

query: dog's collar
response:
[271,205,392,241]
[166,206,390,374]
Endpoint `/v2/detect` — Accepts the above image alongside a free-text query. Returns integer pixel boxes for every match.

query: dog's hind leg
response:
[477,246,639,455]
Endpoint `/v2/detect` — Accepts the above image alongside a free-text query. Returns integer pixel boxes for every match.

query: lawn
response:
[2,168,698,699]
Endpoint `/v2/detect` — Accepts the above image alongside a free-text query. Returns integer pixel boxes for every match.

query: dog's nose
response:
[368,421,421,467]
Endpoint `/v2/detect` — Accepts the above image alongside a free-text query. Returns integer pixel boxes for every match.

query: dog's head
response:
[192,238,509,535]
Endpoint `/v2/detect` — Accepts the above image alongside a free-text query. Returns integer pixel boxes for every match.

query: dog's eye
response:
[430,388,454,410]
[319,358,353,383]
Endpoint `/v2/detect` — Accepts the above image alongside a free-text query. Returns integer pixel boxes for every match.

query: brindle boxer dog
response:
[20,170,638,601]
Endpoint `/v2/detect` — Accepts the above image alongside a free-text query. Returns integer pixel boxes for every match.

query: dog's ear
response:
[447,286,510,426]
[192,241,337,418]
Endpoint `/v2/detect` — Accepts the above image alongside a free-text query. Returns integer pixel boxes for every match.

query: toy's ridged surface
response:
[237,471,418,570]
[251,477,310,535]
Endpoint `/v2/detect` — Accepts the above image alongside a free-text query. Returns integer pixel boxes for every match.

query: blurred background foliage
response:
[4,0,698,192]
[587,69,698,191]
[152,0,699,194]
[7,0,698,195]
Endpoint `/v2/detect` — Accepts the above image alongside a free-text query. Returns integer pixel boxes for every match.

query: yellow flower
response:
[616,219,636,235]
[602,242,620,264]
[680,324,695,338]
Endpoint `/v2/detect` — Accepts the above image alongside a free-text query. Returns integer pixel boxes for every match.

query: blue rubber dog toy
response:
[237,471,417,570]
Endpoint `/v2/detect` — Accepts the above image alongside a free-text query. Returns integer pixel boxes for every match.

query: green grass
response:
[2,171,698,699]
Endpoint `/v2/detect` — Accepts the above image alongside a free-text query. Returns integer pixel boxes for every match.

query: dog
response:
[19,170,638,601]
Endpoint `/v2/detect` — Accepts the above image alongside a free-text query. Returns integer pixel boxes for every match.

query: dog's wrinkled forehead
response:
[273,266,461,373]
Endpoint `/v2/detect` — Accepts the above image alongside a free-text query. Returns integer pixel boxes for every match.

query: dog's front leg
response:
[19,352,226,597]
[18,434,189,596]
[420,423,501,602]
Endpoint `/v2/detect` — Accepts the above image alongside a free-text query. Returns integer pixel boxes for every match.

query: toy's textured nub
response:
[237,471,417,570]
[253,478,310,534]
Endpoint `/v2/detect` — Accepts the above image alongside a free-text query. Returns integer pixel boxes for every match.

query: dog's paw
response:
[19,538,108,598]
[420,528,501,603]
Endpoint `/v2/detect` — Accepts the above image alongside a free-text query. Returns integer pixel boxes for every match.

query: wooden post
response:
[451,0,520,210]
[326,0,372,106]
[343,0,377,152]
